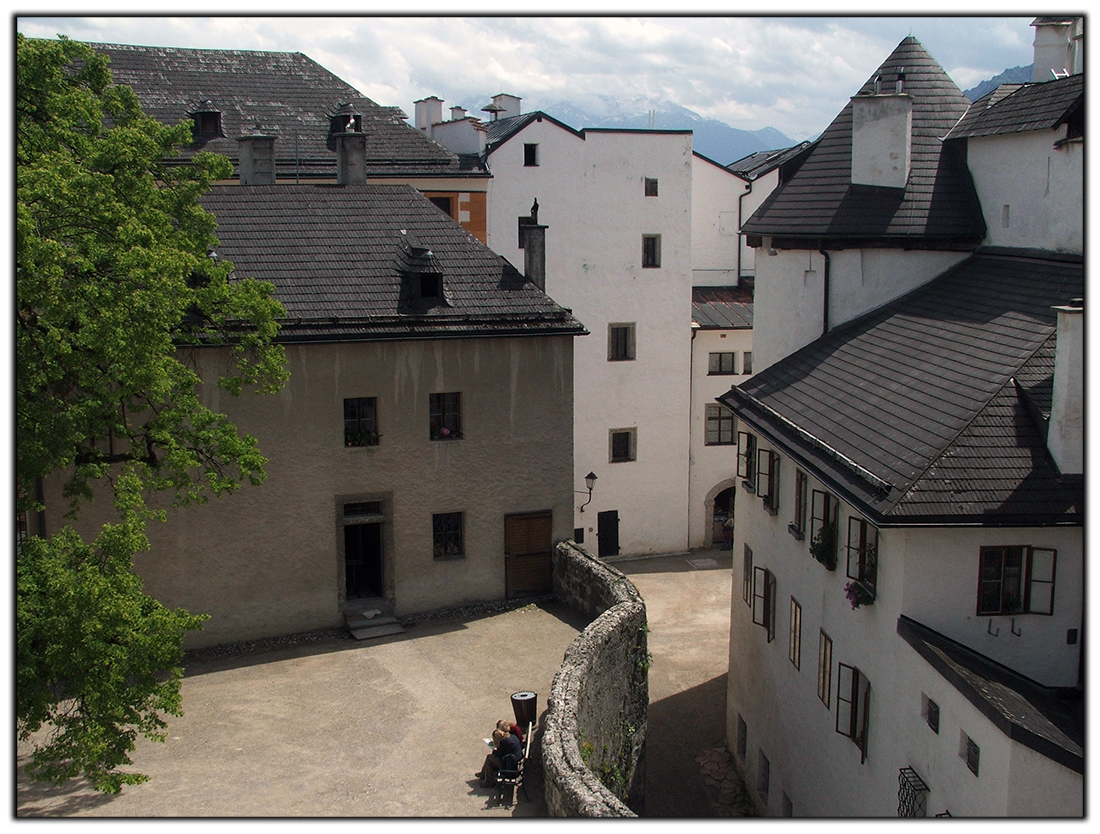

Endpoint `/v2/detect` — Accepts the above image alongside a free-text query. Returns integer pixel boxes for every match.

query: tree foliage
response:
[16,34,287,792]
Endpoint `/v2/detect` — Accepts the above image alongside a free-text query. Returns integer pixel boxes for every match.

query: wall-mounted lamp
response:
[578,471,598,512]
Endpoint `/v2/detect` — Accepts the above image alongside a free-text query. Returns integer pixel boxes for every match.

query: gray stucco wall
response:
[543,541,648,816]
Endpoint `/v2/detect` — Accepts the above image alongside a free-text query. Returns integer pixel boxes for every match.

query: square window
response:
[429,195,454,217]
[642,235,661,268]
[705,403,736,446]
[524,143,539,166]
[708,351,737,375]
[432,512,464,560]
[609,428,636,463]
[644,177,659,197]
[961,733,980,776]
[344,397,379,447]
[608,323,636,361]
[430,392,462,440]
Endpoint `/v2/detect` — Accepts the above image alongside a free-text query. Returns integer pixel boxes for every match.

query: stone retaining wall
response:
[542,541,648,816]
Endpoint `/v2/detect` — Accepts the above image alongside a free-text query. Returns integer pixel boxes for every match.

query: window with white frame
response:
[752,565,776,641]
[757,448,780,513]
[836,663,870,763]
[977,546,1056,615]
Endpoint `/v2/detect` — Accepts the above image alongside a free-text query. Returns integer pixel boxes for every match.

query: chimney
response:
[491,93,523,120]
[520,200,547,291]
[335,130,367,185]
[1046,298,1083,474]
[450,105,467,121]
[414,96,443,136]
[238,128,276,185]
[850,73,912,189]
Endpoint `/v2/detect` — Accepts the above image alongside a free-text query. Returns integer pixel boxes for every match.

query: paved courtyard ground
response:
[16,549,749,819]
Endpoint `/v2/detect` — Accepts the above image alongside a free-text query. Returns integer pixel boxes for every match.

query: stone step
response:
[345,609,399,629]
[349,621,406,641]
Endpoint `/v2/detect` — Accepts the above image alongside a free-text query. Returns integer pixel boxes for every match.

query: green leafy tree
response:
[16,34,287,792]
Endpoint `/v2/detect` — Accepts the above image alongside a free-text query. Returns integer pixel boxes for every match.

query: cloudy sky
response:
[18,8,1040,140]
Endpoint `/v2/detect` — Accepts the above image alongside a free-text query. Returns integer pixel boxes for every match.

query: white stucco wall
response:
[966,128,1083,255]
[687,327,753,549]
[751,246,969,371]
[736,168,779,282]
[486,123,694,556]
[42,335,576,648]
[725,428,1083,816]
[691,154,747,285]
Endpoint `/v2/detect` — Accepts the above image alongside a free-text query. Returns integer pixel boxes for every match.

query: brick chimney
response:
[335,131,367,185]
[1046,298,1082,474]
[850,71,912,189]
[237,128,276,185]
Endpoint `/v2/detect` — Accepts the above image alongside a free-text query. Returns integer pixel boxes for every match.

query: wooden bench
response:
[495,722,533,806]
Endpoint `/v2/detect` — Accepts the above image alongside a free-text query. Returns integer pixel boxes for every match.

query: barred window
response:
[432,512,464,560]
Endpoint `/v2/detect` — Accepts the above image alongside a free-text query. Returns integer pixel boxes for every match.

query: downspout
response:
[687,324,699,552]
[737,179,753,286]
[819,247,831,336]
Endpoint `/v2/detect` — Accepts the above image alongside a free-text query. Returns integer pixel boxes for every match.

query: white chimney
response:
[1031,17,1083,81]
[414,96,444,136]
[450,106,467,121]
[491,93,523,120]
[850,75,912,190]
[238,129,276,185]
[1046,299,1083,474]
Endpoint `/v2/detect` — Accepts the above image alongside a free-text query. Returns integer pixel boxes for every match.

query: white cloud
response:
[16,14,1039,139]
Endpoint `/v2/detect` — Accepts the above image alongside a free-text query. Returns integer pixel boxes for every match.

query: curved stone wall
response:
[542,541,648,817]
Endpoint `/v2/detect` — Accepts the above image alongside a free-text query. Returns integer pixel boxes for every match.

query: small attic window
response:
[189,101,223,141]
[421,274,442,300]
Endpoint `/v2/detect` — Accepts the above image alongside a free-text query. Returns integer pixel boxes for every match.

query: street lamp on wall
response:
[578,471,598,512]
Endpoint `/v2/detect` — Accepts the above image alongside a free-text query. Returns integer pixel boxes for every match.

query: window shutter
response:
[1027,547,1057,614]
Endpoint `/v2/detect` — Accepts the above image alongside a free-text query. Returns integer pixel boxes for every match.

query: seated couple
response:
[476,720,525,787]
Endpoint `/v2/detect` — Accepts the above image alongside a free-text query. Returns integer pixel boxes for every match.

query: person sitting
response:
[477,722,524,787]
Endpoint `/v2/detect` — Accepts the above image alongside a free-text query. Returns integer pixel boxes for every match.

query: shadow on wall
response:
[542,541,648,817]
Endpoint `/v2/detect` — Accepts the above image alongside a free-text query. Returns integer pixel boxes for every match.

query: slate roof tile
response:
[200,184,585,342]
[691,286,754,329]
[743,37,985,243]
[720,249,1083,523]
[90,42,474,180]
[944,74,1083,140]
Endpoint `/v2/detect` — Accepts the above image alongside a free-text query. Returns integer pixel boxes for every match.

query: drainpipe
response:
[737,179,753,287]
[819,247,831,336]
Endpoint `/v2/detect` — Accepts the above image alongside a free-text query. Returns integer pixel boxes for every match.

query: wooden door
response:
[505,512,553,597]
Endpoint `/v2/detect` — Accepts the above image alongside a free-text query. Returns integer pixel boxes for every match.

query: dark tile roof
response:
[483,111,581,154]
[726,142,813,181]
[898,616,1083,773]
[692,286,754,329]
[719,248,1083,525]
[742,37,986,244]
[944,74,1084,140]
[200,184,585,342]
[90,42,476,180]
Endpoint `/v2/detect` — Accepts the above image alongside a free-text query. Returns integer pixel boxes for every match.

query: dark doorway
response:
[505,512,553,597]
[597,510,620,558]
[713,487,736,549]
[345,522,383,599]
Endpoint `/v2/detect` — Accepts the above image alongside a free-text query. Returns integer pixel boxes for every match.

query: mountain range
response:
[453,64,1034,169]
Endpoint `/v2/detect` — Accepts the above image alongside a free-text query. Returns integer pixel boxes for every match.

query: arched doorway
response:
[703,481,737,549]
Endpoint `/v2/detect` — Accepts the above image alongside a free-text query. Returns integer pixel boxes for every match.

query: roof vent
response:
[327,103,363,149]
[895,68,906,94]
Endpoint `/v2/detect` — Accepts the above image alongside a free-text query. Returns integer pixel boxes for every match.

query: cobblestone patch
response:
[696,745,756,817]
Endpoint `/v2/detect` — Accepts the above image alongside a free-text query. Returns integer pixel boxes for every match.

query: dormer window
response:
[189,101,223,142]
[327,103,363,147]
[397,229,448,311]
[420,274,442,300]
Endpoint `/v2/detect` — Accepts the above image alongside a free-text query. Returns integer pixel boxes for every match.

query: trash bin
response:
[511,691,537,729]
